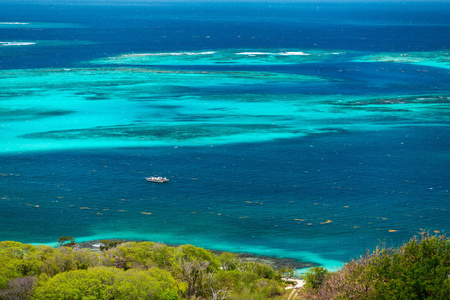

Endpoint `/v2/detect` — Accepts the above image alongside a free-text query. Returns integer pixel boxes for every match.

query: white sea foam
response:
[236,52,273,55]
[118,51,215,58]
[0,41,35,46]
[279,51,310,56]
[0,22,29,25]
[236,51,310,56]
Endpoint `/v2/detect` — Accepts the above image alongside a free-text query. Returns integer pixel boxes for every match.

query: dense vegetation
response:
[1,234,449,299]
[299,234,450,299]
[0,240,288,299]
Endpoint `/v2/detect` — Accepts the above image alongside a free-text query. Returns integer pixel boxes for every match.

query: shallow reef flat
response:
[0,65,328,152]
[354,50,450,69]
[0,50,449,153]
[92,49,347,66]
[0,0,449,273]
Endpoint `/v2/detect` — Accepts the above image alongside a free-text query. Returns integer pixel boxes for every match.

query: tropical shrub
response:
[300,234,450,300]
[303,266,330,291]
[0,240,292,299]
[0,276,36,300]
[33,267,180,300]
[368,234,450,299]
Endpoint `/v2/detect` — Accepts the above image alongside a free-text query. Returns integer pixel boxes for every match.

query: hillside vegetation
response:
[0,234,449,299]
[299,234,450,299]
[0,240,288,299]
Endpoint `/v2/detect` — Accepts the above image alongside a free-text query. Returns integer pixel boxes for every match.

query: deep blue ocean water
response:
[0,1,449,271]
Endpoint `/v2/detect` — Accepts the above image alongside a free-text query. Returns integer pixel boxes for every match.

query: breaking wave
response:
[0,22,29,25]
[117,51,216,58]
[236,51,310,56]
[0,41,35,46]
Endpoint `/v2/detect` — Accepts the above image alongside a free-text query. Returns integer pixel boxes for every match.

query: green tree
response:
[39,246,77,277]
[72,248,102,270]
[280,266,294,282]
[0,240,290,300]
[150,243,175,269]
[300,234,450,300]
[33,267,180,300]
[218,252,239,271]
[303,266,330,291]
[57,236,76,248]
[33,267,116,300]
[99,240,122,252]
[111,268,179,300]
[104,242,156,270]
[0,242,38,288]
[368,234,450,299]
[173,244,220,298]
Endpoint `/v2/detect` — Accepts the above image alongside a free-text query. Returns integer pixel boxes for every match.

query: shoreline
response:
[77,239,315,273]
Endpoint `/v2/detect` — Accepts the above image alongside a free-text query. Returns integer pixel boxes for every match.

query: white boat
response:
[146,176,169,183]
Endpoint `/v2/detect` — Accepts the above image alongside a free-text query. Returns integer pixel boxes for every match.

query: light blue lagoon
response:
[0,1,449,272]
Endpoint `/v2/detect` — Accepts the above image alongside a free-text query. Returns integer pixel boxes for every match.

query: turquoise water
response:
[355,50,450,70]
[2,50,448,153]
[0,1,449,272]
